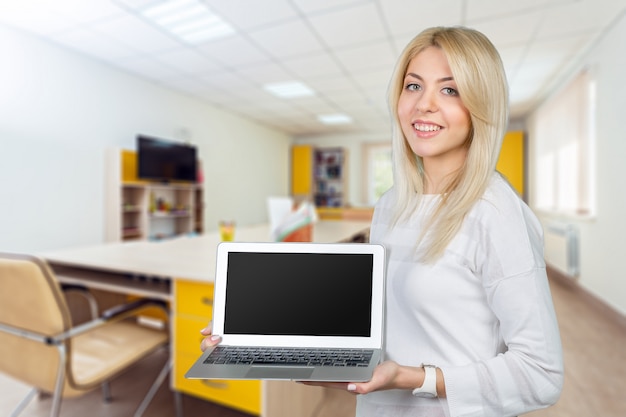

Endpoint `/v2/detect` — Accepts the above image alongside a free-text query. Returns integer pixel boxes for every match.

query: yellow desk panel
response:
[175,353,262,415]
[175,316,210,356]
[176,280,213,318]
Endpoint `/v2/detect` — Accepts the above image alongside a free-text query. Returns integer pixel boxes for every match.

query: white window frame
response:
[363,142,393,206]
[532,70,596,218]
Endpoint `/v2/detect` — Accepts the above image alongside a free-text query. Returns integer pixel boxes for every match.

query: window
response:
[365,143,393,205]
[532,71,596,217]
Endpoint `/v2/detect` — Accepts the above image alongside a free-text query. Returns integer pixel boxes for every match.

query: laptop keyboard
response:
[203,346,373,367]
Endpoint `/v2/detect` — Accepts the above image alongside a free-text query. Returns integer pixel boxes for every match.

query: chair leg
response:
[9,388,38,417]
[49,345,67,417]
[174,390,184,417]
[102,381,112,402]
[133,358,171,417]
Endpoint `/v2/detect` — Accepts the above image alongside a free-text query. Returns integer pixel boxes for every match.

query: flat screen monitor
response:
[137,135,197,182]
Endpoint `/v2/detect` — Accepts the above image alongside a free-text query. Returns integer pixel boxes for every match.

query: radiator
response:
[544,223,580,277]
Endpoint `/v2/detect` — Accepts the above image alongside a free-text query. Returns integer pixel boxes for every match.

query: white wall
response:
[0,24,291,253]
[527,13,626,315]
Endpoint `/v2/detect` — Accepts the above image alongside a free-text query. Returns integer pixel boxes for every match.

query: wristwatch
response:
[411,364,438,398]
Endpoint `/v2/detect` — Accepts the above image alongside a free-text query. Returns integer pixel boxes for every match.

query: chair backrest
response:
[0,252,73,392]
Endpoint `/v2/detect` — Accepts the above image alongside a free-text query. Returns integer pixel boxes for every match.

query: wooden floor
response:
[526,269,626,417]
[1,268,625,417]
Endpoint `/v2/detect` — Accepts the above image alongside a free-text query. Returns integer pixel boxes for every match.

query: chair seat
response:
[71,320,168,389]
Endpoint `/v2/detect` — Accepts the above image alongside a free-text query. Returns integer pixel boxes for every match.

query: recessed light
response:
[318,114,353,125]
[263,81,315,98]
[141,0,235,44]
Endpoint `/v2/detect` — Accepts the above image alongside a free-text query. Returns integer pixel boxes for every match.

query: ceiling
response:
[1,0,624,138]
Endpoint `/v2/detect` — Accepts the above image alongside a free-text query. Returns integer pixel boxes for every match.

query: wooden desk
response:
[41,221,368,416]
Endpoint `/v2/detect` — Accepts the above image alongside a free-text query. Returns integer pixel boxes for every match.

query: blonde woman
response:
[202,26,564,417]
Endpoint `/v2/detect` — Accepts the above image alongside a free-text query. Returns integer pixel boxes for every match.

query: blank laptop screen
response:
[223,252,374,337]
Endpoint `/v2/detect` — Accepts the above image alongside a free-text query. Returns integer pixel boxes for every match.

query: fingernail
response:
[210,335,221,341]
[347,384,357,391]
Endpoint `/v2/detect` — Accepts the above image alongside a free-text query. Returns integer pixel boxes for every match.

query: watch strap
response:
[411,364,437,398]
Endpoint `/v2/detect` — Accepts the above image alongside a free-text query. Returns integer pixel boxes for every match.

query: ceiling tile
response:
[196,35,271,67]
[332,40,397,73]
[377,0,463,37]
[465,0,574,22]
[470,12,544,49]
[161,76,209,96]
[92,14,180,53]
[498,44,527,73]
[351,68,393,91]
[200,70,247,90]
[205,0,298,30]
[53,0,124,23]
[307,2,387,48]
[234,61,294,85]
[113,55,181,81]
[290,96,338,114]
[193,87,241,106]
[326,90,371,107]
[535,1,625,39]
[112,0,156,10]
[248,19,326,59]
[291,0,370,14]
[153,48,221,74]
[306,74,358,94]
[281,53,345,79]
[525,35,592,65]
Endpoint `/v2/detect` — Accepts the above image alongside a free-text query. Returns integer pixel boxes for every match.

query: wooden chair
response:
[0,252,176,417]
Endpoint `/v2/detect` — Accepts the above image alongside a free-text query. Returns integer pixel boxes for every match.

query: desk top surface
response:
[41,221,370,282]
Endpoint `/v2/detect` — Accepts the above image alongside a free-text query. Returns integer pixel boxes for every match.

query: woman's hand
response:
[300,361,405,394]
[303,361,445,397]
[199,322,222,352]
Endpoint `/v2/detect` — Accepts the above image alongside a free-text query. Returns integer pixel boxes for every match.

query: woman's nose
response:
[416,90,437,113]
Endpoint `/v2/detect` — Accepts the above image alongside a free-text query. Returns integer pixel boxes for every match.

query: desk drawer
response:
[175,353,261,415]
[175,280,213,318]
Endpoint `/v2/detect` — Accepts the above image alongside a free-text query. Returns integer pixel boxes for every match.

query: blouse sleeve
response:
[441,186,564,417]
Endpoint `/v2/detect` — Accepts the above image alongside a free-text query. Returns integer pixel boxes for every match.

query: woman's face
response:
[397,46,471,176]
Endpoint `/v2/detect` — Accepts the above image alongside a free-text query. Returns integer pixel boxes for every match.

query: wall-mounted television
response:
[137,135,197,182]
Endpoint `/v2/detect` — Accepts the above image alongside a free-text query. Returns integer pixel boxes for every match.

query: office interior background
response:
[0,1,625,412]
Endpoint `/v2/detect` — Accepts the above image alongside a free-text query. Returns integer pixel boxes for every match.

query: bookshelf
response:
[313,147,345,207]
[291,145,347,208]
[106,149,204,242]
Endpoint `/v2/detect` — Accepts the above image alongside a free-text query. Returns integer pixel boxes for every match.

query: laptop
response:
[185,241,386,382]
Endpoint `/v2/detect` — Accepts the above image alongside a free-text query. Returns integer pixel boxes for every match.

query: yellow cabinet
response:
[497,131,525,197]
[173,279,261,415]
[291,144,313,198]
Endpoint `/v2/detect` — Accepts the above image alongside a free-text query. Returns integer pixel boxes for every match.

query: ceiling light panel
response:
[317,114,353,125]
[263,81,315,98]
[141,0,235,44]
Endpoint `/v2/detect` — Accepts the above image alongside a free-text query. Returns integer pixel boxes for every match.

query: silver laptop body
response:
[185,241,386,382]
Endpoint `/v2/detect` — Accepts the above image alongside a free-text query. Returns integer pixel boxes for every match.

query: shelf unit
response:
[313,147,345,207]
[106,149,204,242]
[291,145,348,208]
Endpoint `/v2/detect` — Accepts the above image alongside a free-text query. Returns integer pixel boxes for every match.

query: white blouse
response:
[357,174,563,417]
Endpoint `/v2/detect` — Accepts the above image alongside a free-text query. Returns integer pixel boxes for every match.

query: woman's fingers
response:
[200,334,222,352]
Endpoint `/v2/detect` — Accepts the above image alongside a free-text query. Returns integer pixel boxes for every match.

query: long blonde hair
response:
[387,26,509,262]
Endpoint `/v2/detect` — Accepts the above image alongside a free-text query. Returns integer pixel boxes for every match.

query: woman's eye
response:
[442,87,458,96]
[405,83,421,91]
